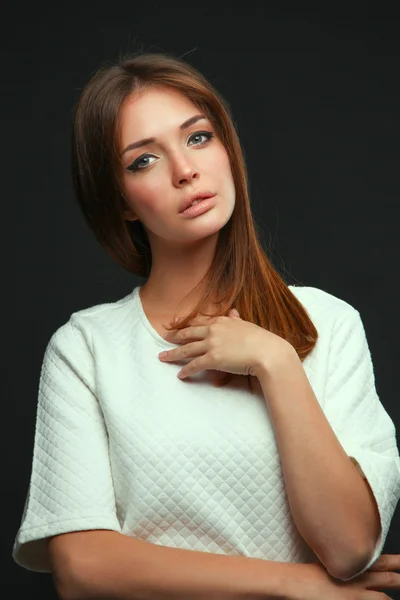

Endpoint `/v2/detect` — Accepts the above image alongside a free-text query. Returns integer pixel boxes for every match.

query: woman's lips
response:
[179,195,216,218]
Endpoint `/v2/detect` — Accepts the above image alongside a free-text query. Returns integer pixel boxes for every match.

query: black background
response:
[5,3,400,598]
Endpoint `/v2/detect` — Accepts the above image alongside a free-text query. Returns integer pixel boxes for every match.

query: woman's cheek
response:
[209,145,230,171]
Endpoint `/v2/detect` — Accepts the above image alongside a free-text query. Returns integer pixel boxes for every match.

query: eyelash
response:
[127,131,215,173]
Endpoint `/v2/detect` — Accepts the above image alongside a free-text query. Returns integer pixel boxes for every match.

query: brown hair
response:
[71,51,318,388]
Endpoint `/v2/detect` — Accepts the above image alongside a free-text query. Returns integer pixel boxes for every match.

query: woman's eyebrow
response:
[121,114,208,156]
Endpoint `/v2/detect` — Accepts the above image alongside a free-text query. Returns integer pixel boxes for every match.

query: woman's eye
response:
[127,155,156,172]
[127,130,214,172]
[188,131,214,146]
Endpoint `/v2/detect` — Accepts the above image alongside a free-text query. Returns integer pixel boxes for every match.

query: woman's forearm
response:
[67,530,308,600]
[256,350,378,580]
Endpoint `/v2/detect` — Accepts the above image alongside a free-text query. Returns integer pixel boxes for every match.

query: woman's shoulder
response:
[288,283,359,322]
[48,289,137,351]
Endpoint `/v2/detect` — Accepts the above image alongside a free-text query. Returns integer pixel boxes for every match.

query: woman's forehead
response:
[118,88,206,147]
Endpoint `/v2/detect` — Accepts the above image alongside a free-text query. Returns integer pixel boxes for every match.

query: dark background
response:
[4,3,399,598]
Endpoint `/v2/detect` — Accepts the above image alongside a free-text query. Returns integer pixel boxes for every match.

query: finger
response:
[369,554,400,572]
[363,569,400,591]
[178,356,205,379]
[168,325,208,343]
[159,339,207,361]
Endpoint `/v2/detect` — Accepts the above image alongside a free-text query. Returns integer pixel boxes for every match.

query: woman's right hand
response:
[291,554,400,600]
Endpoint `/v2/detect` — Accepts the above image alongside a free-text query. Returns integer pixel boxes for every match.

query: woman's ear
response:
[122,195,139,221]
[124,210,139,222]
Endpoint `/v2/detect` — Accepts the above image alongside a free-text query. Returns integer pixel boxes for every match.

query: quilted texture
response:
[12,284,400,582]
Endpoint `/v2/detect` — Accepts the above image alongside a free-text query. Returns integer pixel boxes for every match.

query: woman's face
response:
[118,85,236,246]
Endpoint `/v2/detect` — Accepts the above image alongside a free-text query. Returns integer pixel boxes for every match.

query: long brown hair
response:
[71,51,318,388]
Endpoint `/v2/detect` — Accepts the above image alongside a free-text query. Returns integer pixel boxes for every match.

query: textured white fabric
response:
[12,284,400,580]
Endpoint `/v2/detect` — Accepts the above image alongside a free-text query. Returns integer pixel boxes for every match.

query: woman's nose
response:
[171,155,199,186]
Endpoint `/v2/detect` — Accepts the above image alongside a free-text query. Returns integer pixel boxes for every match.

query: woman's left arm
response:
[255,308,400,582]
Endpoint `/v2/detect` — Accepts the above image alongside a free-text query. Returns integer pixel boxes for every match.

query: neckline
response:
[133,285,179,349]
[133,283,299,349]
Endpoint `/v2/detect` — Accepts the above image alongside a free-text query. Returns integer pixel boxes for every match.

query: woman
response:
[12,52,400,599]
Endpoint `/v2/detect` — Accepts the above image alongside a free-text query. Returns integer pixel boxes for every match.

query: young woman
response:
[12,52,400,600]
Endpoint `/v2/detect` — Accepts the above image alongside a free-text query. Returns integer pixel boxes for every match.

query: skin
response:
[118,85,236,320]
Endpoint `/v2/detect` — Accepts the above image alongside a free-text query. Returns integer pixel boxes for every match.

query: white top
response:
[12,284,400,580]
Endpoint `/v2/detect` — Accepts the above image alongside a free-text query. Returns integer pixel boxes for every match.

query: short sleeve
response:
[322,307,400,581]
[12,317,122,573]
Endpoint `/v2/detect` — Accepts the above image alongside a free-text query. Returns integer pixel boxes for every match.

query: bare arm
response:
[255,347,379,580]
[50,530,310,600]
